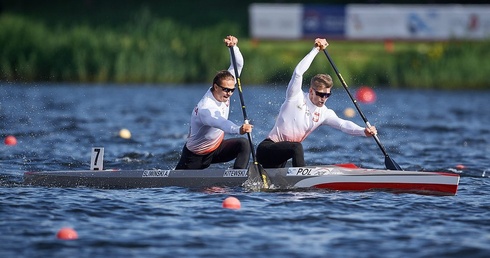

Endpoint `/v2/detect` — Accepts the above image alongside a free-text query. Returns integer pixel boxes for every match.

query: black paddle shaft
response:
[229,46,257,160]
[228,46,270,186]
[323,49,402,170]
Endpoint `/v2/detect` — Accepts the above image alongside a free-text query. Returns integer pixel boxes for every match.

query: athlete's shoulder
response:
[321,107,339,120]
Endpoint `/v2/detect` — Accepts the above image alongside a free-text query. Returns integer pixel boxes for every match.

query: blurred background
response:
[1,0,489,89]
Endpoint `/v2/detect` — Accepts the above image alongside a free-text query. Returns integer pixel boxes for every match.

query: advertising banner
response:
[249,3,303,39]
[346,4,490,40]
[249,4,490,40]
[302,5,346,38]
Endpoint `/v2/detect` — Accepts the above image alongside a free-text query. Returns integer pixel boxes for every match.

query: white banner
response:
[346,4,490,40]
[249,3,303,39]
[249,3,490,40]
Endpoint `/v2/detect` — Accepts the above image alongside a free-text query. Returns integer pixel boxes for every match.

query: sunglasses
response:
[313,89,332,98]
[216,84,235,93]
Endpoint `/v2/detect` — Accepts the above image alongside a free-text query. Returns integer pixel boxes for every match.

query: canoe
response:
[23,163,460,196]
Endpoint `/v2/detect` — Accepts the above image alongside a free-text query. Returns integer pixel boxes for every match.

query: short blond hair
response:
[310,74,333,90]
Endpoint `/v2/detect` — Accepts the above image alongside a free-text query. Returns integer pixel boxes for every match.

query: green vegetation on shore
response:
[1,13,489,89]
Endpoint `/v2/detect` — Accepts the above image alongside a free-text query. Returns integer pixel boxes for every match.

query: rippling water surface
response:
[1,84,489,257]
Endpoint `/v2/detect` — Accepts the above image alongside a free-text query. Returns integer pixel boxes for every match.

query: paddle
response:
[322,49,403,171]
[229,46,271,188]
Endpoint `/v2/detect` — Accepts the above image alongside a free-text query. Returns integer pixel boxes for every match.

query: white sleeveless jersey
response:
[267,47,366,143]
[185,46,243,155]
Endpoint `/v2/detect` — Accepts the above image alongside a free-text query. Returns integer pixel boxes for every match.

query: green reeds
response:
[1,13,489,89]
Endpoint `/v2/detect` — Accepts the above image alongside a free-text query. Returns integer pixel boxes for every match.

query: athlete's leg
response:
[257,139,305,168]
[212,138,251,169]
[175,144,212,169]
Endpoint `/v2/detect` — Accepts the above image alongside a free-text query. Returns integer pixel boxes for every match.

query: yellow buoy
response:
[119,128,131,139]
[343,107,356,118]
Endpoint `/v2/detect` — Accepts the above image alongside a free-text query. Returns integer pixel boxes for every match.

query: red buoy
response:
[4,135,17,146]
[56,227,78,240]
[222,196,241,210]
[355,86,377,104]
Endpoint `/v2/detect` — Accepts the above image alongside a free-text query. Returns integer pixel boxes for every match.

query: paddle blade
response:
[243,163,271,191]
[385,156,403,171]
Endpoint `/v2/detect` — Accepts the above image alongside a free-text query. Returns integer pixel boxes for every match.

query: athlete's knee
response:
[237,138,250,152]
[290,142,304,154]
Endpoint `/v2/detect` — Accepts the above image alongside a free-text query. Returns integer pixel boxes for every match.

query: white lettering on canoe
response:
[223,169,247,177]
[142,169,170,177]
[287,167,341,176]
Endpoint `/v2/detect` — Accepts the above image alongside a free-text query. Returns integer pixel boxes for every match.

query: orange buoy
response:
[56,227,78,240]
[455,164,465,170]
[222,196,241,210]
[355,86,377,104]
[4,135,17,146]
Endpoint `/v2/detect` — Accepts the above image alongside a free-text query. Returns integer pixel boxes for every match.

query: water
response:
[1,83,489,257]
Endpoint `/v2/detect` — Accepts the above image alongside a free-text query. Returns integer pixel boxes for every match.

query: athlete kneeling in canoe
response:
[175,35,253,170]
[256,38,377,168]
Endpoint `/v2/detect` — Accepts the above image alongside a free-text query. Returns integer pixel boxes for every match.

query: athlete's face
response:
[212,79,235,102]
[309,87,331,107]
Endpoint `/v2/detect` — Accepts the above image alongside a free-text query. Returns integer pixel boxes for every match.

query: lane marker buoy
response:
[222,196,241,210]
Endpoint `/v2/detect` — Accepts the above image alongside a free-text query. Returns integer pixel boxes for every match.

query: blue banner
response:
[302,5,346,38]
